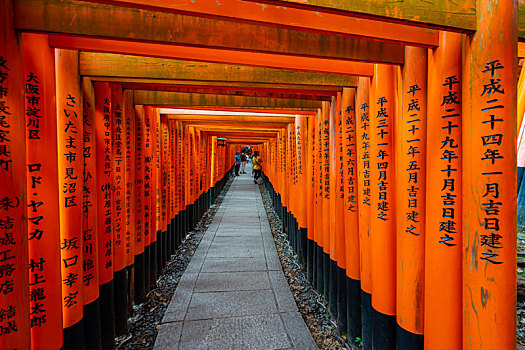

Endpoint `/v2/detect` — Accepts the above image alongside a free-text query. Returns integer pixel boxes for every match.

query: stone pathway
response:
[154,167,317,349]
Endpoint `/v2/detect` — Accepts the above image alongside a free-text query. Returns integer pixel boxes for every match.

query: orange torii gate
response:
[0,0,521,349]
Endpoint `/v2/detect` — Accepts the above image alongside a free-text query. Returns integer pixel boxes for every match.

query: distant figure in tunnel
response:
[234,151,241,176]
[252,151,263,184]
[240,152,247,174]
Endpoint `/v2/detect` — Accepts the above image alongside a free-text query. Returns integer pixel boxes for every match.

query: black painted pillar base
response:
[114,268,128,336]
[166,224,172,261]
[346,277,362,344]
[371,307,396,350]
[299,227,307,266]
[315,244,323,292]
[149,240,157,290]
[282,206,288,236]
[184,205,190,233]
[328,258,338,313]
[323,251,330,300]
[177,211,184,246]
[306,237,313,283]
[99,280,115,350]
[163,228,168,268]
[310,240,317,287]
[192,201,197,227]
[170,218,176,255]
[134,252,145,303]
[144,245,151,294]
[178,212,183,245]
[396,324,424,350]
[83,298,102,350]
[126,265,134,315]
[62,318,84,350]
[336,266,348,334]
[361,290,373,350]
[155,231,162,276]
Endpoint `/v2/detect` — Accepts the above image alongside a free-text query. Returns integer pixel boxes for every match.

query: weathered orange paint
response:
[321,102,331,254]
[356,77,372,293]
[124,90,135,267]
[107,0,438,47]
[0,3,30,347]
[23,33,63,349]
[342,87,360,279]
[396,46,427,335]
[111,84,126,273]
[50,35,375,78]
[143,106,156,248]
[306,115,315,240]
[315,109,323,248]
[333,93,346,268]
[81,78,100,304]
[56,48,84,328]
[245,0,476,32]
[161,115,169,233]
[369,64,396,315]
[462,1,517,348]
[94,82,114,285]
[425,30,462,350]
[294,115,307,229]
[134,105,145,256]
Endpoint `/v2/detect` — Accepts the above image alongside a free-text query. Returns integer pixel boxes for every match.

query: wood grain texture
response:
[134,90,323,108]
[15,0,404,64]
[80,53,359,86]
[247,0,477,31]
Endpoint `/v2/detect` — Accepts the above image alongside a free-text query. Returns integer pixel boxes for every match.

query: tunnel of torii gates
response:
[1,0,525,349]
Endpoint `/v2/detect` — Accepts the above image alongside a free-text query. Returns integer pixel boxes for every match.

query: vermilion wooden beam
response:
[120,86,331,101]
[243,0,476,32]
[167,115,295,124]
[170,107,318,114]
[204,130,279,136]
[204,131,279,140]
[186,124,284,132]
[122,85,331,101]
[50,35,379,75]
[134,90,323,108]
[185,119,287,126]
[90,77,345,92]
[16,0,405,64]
[206,136,276,143]
[225,140,268,144]
[86,0,438,47]
[205,132,278,138]
[80,53,363,85]
[121,83,336,97]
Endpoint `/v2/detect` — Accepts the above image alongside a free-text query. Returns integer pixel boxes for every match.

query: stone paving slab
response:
[186,289,278,320]
[178,314,291,350]
[194,271,271,292]
[206,245,266,258]
[155,168,317,349]
[200,257,268,273]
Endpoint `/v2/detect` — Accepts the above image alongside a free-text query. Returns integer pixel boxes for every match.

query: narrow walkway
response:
[154,166,317,349]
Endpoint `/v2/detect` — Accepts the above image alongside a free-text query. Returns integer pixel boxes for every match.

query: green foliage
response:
[355,337,363,347]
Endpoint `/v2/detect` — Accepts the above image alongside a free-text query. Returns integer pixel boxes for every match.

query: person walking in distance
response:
[240,152,247,174]
[234,151,241,176]
[252,151,263,184]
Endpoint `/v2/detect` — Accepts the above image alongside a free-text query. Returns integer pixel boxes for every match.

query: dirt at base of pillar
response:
[258,184,352,350]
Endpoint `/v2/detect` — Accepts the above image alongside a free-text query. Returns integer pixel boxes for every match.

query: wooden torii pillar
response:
[462,1,517,349]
